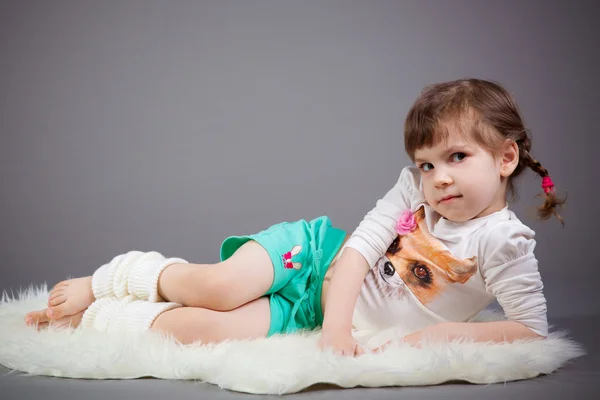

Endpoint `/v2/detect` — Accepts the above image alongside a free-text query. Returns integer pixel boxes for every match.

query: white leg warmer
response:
[80,295,181,334]
[91,251,188,302]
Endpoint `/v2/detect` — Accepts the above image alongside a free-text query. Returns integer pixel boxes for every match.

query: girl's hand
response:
[371,333,423,353]
[318,332,366,357]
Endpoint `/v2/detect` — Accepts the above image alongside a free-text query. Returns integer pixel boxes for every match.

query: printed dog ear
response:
[387,237,402,255]
[414,206,426,229]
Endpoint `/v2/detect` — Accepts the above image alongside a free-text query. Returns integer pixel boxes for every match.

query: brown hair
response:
[404,78,566,225]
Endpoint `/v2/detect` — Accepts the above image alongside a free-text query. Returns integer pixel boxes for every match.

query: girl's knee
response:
[150,307,211,344]
[181,241,273,310]
[185,265,238,310]
[150,307,180,332]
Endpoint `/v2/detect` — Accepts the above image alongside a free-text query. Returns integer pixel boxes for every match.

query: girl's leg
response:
[25,239,274,325]
[150,296,271,344]
[157,240,274,312]
[28,296,270,343]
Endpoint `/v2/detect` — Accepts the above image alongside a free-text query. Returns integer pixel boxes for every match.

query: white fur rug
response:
[0,285,585,395]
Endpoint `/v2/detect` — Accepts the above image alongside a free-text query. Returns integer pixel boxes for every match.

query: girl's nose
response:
[433,170,453,187]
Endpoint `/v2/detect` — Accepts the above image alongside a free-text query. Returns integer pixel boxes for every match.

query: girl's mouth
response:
[440,195,462,203]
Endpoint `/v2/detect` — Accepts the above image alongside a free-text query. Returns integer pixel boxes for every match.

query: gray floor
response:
[1,315,598,399]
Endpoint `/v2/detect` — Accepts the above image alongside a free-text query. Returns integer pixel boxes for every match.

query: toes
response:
[48,288,65,300]
[48,294,66,307]
[50,286,65,295]
[36,322,49,331]
[31,309,50,323]
[25,309,50,326]
[47,305,65,319]
[50,281,68,293]
[48,290,65,307]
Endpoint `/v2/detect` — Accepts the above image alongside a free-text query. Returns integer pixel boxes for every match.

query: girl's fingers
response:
[372,340,393,354]
[354,345,366,357]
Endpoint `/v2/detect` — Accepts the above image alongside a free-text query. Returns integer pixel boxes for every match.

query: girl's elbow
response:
[516,322,546,339]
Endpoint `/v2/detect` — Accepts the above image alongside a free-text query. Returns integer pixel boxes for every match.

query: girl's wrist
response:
[321,318,353,336]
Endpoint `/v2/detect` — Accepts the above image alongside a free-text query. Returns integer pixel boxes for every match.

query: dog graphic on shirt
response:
[372,207,478,305]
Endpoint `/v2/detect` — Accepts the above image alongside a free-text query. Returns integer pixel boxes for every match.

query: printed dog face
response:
[377,207,477,305]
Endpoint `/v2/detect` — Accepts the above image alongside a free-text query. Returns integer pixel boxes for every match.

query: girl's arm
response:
[343,167,423,269]
[480,222,548,337]
[390,320,543,349]
[375,224,547,352]
[318,247,370,356]
[319,167,421,356]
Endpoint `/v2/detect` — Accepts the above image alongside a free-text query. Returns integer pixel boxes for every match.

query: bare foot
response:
[46,276,95,319]
[25,308,84,330]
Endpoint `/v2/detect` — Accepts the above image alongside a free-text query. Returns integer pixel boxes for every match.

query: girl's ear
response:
[499,140,519,177]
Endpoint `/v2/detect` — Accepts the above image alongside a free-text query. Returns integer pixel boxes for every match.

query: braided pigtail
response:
[520,148,566,226]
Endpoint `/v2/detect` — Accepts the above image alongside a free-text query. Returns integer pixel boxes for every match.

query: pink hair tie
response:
[541,176,555,194]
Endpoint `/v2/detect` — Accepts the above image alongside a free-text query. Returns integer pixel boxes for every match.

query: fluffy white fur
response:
[0,285,585,395]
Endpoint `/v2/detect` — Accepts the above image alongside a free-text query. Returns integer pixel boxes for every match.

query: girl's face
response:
[413,126,514,222]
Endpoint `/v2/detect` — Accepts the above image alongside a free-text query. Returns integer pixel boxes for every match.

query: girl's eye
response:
[420,153,466,170]
[451,152,466,162]
[419,163,433,172]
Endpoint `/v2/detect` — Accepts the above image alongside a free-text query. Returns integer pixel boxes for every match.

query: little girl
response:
[25,78,565,357]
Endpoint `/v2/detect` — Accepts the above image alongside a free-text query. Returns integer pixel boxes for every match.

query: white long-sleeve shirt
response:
[341,166,548,337]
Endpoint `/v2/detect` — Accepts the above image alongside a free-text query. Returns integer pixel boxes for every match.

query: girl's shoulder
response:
[478,213,537,268]
[396,165,426,208]
[397,165,421,193]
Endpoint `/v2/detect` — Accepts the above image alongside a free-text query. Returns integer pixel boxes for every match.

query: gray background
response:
[1,0,599,322]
